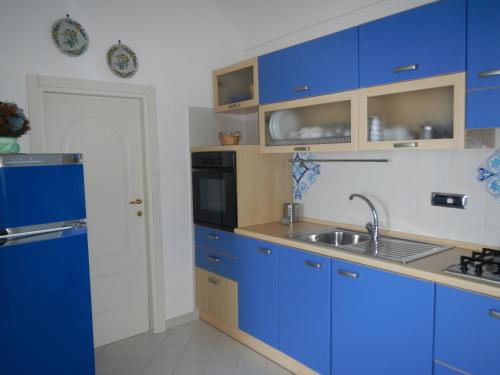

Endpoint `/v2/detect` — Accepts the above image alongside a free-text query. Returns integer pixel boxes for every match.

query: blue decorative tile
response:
[477,148,500,200]
[293,153,320,200]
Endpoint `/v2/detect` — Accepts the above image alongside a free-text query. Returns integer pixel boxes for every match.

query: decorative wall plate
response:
[106,41,138,78]
[476,148,500,200]
[51,15,89,57]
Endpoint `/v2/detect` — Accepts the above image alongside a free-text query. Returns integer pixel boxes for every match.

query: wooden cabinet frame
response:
[213,58,259,113]
[258,89,359,153]
[359,72,465,150]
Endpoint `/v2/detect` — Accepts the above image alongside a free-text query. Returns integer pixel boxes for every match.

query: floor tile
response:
[111,358,150,375]
[142,359,177,375]
[204,359,238,375]
[172,359,208,375]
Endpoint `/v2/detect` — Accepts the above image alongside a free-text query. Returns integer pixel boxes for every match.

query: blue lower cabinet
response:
[237,235,278,348]
[195,247,238,281]
[278,246,331,375]
[332,260,434,375]
[466,88,500,129]
[434,285,500,375]
[194,225,236,256]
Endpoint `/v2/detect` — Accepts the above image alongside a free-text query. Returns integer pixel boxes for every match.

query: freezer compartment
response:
[0,163,86,228]
[0,227,95,375]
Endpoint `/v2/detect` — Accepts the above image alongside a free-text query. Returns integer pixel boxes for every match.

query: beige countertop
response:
[235,220,500,299]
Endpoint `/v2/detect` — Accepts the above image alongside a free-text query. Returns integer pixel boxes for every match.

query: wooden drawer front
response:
[467,0,500,90]
[435,285,500,375]
[259,27,358,104]
[194,225,236,256]
[359,0,465,88]
[195,247,237,281]
[195,267,238,328]
[466,88,500,129]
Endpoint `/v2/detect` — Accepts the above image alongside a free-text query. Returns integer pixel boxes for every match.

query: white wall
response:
[299,149,500,248]
[0,0,244,320]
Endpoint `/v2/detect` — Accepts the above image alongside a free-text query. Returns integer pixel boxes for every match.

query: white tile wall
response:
[298,149,500,247]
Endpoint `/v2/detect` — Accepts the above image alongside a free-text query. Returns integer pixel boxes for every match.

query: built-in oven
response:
[191,151,237,231]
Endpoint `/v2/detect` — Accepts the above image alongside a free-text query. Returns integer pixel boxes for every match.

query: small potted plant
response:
[0,101,30,153]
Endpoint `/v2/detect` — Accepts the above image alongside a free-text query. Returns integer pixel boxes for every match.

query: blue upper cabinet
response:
[359,0,466,88]
[277,246,331,375]
[332,260,434,375]
[258,28,358,104]
[466,0,500,129]
[434,285,500,375]
[467,0,500,90]
[237,235,278,348]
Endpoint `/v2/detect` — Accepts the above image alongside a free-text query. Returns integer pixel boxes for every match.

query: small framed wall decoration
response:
[106,41,138,78]
[51,14,89,57]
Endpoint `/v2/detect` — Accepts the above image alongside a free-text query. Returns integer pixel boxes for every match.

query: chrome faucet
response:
[349,194,379,243]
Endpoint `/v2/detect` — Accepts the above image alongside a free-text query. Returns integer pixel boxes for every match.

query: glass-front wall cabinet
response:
[214,58,259,112]
[359,73,465,150]
[259,90,358,153]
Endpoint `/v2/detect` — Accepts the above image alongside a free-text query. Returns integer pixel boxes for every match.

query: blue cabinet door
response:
[237,236,278,347]
[278,246,331,375]
[332,260,434,375]
[359,0,466,87]
[434,285,500,375]
[259,28,358,104]
[466,88,500,129]
[467,0,500,90]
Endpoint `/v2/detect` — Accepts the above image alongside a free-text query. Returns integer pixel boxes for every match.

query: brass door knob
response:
[129,199,143,205]
[136,210,143,217]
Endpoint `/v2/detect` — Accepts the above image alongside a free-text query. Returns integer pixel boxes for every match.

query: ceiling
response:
[210,0,434,55]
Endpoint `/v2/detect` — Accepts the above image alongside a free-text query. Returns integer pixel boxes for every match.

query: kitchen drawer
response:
[434,285,500,375]
[359,0,465,87]
[259,27,358,104]
[467,0,500,90]
[195,247,238,281]
[466,87,500,129]
[194,225,236,256]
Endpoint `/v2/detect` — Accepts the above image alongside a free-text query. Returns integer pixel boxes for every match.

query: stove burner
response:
[459,248,500,276]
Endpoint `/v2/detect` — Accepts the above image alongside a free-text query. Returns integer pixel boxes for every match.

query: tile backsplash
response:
[297,149,500,247]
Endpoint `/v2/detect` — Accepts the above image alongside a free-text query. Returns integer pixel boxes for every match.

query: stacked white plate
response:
[269,110,301,140]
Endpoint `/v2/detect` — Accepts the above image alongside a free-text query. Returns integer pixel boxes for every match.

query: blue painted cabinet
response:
[259,28,358,104]
[237,236,278,347]
[359,0,466,87]
[434,285,500,375]
[466,0,500,129]
[278,246,331,375]
[332,260,434,375]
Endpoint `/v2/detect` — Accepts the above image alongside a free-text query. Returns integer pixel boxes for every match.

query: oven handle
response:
[191,167,235,172]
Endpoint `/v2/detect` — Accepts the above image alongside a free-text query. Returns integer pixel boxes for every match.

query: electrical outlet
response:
[431,193,467,209]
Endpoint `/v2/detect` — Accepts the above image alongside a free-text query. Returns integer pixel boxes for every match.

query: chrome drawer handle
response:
[304,260,321,269]
[393,64,418,73]
[338,269,359,279]
[489,309,500,319]
[208,277,219,285]
[228,103,241,109]
[293,85,309,92]
[294,146,311,151]
[393,142,418,148]
[207,256,220,263]
[478,69,500,78]
[207,234,219,240]
[256,247,272,255]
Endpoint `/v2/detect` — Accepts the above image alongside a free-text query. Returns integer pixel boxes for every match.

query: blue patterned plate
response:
[106,42,138,78]
[51,15,89,57]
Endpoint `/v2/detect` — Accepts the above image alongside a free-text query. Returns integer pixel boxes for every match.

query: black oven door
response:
[192,168,237,231]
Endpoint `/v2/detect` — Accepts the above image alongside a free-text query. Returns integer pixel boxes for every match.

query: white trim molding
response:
[26,74,166,334]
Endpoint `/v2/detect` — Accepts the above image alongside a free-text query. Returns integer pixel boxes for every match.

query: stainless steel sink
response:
[289,227,450,263]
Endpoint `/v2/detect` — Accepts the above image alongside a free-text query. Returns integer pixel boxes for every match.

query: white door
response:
[41,92,149,347]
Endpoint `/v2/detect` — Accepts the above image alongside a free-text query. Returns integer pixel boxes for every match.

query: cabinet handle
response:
[489,309,500,319]
[393,64,418,73]
[208,277,219,285]
[337,269,359,279]
[304,260,321,269]
[207,256,220,263]
[293,85,309,92]
[478,69,500,78]
[256,247,272,255]
[228,103,241,109]
[393,142,418,148]
[207,234,219,240]
[294,146,311,151]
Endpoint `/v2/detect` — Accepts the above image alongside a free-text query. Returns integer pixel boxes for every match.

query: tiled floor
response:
[95,320,293,375]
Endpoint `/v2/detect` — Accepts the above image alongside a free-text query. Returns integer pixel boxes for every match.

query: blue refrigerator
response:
[0,154,95,375]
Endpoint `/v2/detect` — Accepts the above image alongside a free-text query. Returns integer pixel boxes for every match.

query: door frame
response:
[27,74,166,334]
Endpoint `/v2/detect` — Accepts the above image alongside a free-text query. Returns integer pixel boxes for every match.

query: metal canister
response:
[282,203,300,224]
